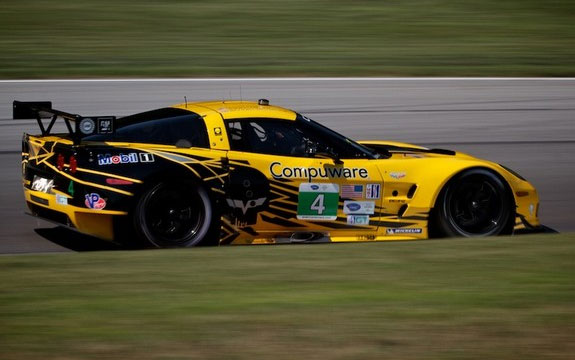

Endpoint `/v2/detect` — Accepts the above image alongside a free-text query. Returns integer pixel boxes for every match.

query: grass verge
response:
[1,234,574,359]
[1,0,574,78]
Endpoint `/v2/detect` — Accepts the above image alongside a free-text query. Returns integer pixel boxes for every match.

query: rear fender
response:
[67,145,226,212]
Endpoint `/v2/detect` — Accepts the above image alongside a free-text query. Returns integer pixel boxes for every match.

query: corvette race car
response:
[15,99,542,247]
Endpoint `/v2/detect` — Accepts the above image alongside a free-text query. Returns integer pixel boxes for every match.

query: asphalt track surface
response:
[0,78,573,253]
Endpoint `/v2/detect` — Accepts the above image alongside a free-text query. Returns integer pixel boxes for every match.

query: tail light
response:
[69,155,77,174]
[57,154,65,171]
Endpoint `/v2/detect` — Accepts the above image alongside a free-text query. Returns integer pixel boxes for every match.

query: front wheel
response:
[133,181,217,248]
[432,169,515,237]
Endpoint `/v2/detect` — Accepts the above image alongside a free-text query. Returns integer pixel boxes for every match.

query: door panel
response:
[226,151,384,237]
[222,116,385,243]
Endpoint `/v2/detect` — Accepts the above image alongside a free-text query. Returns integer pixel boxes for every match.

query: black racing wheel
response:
[433,168,515,237]
[134,181,218,247]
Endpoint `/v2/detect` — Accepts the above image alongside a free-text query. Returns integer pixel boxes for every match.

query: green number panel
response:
[297,183,339,220]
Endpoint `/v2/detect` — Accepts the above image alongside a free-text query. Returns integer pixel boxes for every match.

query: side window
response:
[227,121,247,151]
[226,117,374,159]
[86,113,210,148]
[226,119,309,156]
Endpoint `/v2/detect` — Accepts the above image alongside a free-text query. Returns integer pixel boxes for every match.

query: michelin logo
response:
[386,228,423,235]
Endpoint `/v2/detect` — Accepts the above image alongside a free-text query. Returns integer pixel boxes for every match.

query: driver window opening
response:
[225,118,373,159]
[226,120,308,156]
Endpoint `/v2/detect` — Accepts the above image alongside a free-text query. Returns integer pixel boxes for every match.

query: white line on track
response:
[1,77,575,83]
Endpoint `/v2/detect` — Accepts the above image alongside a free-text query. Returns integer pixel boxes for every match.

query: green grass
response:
[1,0,574,78]
[1,234,574,359]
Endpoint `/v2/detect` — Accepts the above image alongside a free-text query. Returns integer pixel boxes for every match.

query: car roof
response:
[171,100,297,121]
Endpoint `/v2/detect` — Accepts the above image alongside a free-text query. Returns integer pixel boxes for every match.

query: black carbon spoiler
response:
[13,101,115,144]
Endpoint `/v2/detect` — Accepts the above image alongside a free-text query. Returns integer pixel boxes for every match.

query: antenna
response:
[184,96,188,108]
[240,84,243,101]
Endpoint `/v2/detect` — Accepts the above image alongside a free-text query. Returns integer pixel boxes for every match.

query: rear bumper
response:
[25,188,127,241]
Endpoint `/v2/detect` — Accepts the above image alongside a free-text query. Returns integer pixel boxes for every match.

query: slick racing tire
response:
[433,168,515,238]
[134,181,217,248]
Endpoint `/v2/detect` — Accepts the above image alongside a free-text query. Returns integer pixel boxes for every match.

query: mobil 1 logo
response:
[297,183,339,221]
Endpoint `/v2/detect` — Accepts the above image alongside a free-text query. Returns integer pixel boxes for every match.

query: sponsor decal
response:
[529,204,535,216]
[79,118,95,134]
[297,183,339,220]
[31,176,54,193]
[341,184,363,198]
[270,162,368,180]
[98,153,137,165]
[68,181,75,196]
[386,228,422,235]
[347,203,361,211]
[343,201,375,215]
[347,215,370,225]
[389,171,406,179]
[98,117,114,134]
[139,153,155,163]
[84,193,106,210]
[365,183,381,200]
[55,194,68,205]
[226,198,266,215]
[97,152,154,165]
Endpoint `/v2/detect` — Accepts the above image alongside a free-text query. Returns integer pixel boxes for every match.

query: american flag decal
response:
[341,184,363,198]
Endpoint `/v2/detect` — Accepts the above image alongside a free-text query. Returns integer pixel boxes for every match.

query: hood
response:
[359,140,476,161]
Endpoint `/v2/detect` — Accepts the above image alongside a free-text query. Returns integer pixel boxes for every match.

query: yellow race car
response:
[14,99,543,247]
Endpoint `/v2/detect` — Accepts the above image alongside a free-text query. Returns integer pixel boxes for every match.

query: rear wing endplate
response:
[13,101,115,144]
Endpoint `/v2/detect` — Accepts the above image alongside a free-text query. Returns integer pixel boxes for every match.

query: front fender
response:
[374,156,539,229]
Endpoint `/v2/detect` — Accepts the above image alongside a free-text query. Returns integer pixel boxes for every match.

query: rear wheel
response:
[134,181,217,247]
[432,169,515,237]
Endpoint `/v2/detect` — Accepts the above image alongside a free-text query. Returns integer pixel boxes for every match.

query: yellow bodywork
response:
[22,100,541,245]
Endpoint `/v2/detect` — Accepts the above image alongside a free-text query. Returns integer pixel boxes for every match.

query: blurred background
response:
[1,0,574,78]
[1,2,575,360]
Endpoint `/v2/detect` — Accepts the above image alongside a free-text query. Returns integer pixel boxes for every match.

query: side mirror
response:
[305,140,343,164]
[304,139,317,156]
[316,151,343,165]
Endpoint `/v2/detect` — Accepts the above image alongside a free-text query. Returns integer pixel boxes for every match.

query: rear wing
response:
[13,101,115,144]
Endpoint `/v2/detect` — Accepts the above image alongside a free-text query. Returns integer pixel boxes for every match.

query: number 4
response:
[311,194,326,215]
